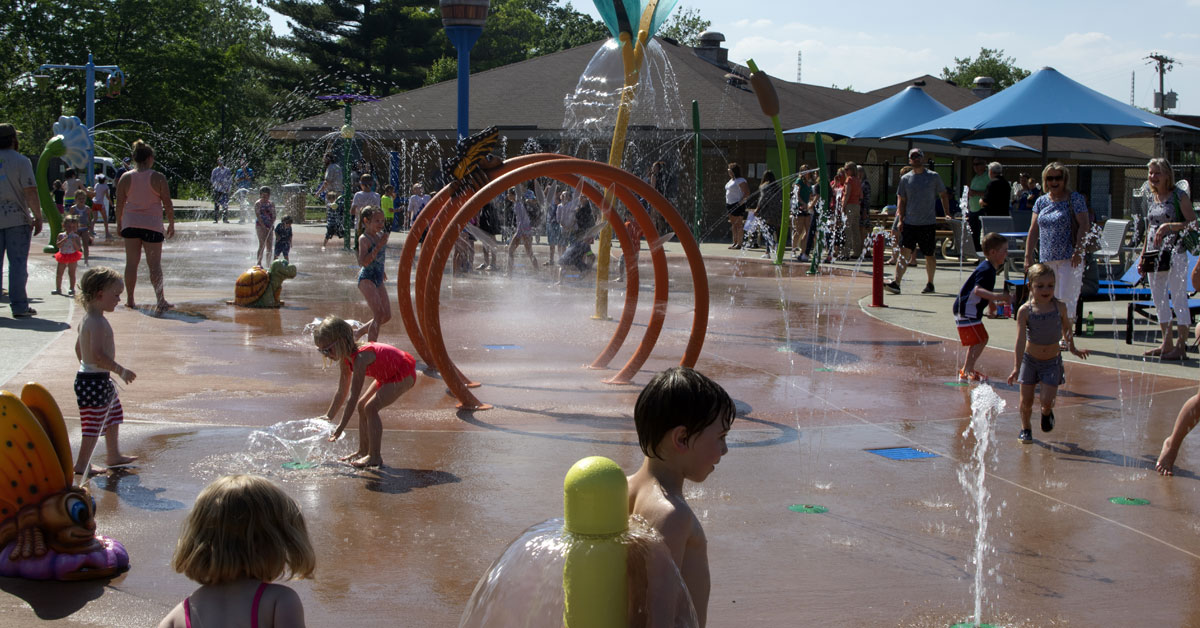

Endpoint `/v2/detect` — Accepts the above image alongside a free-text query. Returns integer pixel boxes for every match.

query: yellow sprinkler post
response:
[745,59,792,266]
[563,456,629,628]
[593,0,663,320]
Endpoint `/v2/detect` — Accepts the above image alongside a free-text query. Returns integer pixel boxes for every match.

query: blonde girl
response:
[1007,263,1089,444]
[54,214,84,295]
[157,474,314,628]
[314,315,415,468]
[356,207,391,341]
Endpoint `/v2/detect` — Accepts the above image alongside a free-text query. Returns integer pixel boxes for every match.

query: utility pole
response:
[796,50,801,83]
[1146,52,1176,115]
[1129,71,1135,106]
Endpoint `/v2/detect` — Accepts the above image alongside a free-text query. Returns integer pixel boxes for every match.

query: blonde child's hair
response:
[313,315,358,359]
[63,213,80,228]
[359,206,382,231]
[171,474,315,585]
[77,266,122,308]
[1024,263,1055,304]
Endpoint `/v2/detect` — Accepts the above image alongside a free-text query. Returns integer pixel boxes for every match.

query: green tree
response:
[0,0,311,188]
[424,0,606,85]
[658,6,709,47]
[940,47,1031,92]
[269,0,443,95]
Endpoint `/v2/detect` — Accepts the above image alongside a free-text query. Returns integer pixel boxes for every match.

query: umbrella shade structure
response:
[784,85,1034,154]
[886,67,1200,144]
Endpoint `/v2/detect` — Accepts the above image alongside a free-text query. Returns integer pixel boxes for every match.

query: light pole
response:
[440,0,489,139]
[316,92,379,251]
[38,54,124,185]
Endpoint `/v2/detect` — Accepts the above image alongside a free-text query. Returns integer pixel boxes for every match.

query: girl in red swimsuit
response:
[314,315,417,468]
[157,474,315,628]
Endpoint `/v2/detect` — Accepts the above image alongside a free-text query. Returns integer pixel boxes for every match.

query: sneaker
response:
[1018,429,1033,444]
[1041,410,1055,433]
[13,308,37,318]
[922,283,936,294]
[884,281,901,295]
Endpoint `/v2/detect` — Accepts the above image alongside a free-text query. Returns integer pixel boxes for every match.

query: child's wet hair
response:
[281,215,293,224]
[634,367,735,459]
[360,207,382,230]
[171,474,315,585]
[259,186,271,195]
[313,315,357,359]
[77,266,122,307]
[63,213,80,227]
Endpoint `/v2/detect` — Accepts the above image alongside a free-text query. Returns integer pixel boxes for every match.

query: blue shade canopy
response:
[784,85,1033,152]
[592,0,678,40]
[886,67,1200,143]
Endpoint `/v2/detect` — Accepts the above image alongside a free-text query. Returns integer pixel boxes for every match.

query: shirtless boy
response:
[628,367,735,627]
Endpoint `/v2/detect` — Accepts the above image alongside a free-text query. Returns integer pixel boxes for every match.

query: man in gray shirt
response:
[885,148,949,295]
[0,123,45,318]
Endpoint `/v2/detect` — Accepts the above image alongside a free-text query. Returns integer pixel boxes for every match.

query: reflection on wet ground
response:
[3,222,1200,627]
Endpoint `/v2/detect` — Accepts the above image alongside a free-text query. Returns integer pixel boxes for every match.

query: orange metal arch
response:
[413,156,708,409]
[421,163,665,402]
[396,155,564,371]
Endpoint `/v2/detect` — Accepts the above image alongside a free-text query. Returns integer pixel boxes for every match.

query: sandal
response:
[958,369,988,382]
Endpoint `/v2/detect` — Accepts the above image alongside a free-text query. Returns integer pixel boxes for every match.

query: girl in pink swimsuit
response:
[157,474,315,628]
[313,315,417,468]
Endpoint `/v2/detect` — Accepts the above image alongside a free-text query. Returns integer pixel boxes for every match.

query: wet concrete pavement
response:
[2,218,1199,627]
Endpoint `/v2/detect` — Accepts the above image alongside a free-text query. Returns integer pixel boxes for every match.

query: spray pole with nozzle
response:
[744,59,792,266]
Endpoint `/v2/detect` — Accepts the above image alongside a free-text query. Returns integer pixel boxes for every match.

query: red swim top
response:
[345,342,416,384]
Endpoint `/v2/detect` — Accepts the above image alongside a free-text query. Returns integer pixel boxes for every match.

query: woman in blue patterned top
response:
[1023,162,1091,331]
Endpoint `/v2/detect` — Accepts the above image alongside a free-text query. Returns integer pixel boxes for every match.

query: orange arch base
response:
[398,154,709,411]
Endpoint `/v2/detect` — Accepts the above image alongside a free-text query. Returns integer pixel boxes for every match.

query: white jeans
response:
[1147,248,1191,326]
[1044,258,1084,321]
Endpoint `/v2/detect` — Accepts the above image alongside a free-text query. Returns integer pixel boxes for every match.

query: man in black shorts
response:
[885,148,950,295]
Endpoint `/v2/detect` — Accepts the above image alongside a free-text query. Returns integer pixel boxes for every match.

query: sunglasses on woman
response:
[1045,175,1064,181]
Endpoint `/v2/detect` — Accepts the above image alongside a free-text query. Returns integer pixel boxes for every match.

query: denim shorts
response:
[1018,353,1064,386]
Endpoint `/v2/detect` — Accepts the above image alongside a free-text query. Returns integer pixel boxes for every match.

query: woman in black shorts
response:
[725,163,751,249]
[115,139,175,312]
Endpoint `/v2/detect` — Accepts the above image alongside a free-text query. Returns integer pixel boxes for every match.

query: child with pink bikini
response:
[313,315,416,468]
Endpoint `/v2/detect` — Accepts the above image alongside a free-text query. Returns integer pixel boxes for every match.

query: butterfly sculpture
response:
[0,384,129,580]
[442,126,502,196]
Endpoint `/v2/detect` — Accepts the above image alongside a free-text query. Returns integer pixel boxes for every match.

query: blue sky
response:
[265,0,1200,116]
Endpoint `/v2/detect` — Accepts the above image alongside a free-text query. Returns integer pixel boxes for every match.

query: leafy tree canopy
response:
[659,6,709,47]
[269,0,443,96]
[940,47,1031,92]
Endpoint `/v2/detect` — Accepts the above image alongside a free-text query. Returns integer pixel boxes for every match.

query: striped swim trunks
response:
[74,371,124,437]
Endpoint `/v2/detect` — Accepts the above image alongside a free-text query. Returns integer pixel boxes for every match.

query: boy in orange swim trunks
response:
[952,233,1012,381]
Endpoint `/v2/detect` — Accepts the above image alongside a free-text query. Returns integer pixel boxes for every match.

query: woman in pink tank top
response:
[115,139,175,313]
